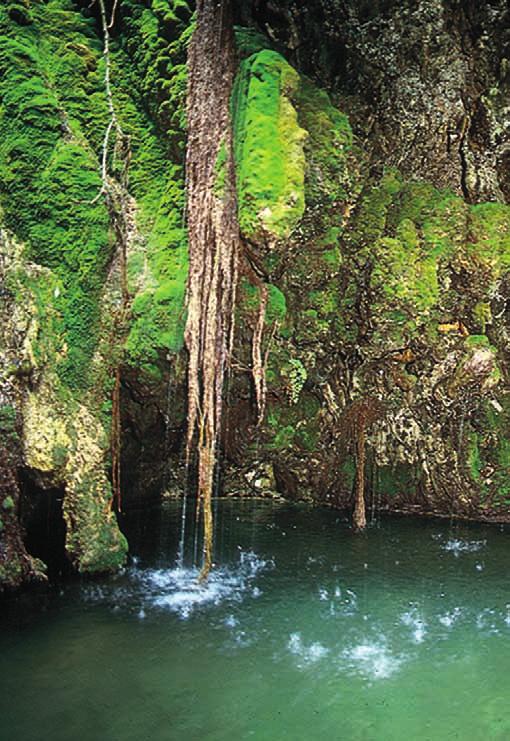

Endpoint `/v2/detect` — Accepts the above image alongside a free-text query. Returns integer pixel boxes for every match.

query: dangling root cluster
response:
[94,0,136,514]
[185,0,240,581]
[252,282,268,427]
[111,367,122,511]
[341,398,386,532]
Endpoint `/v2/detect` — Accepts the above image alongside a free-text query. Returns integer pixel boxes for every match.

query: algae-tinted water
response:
[1,499,510,741]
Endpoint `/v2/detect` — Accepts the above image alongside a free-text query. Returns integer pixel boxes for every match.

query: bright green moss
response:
[469,202,510,271]
[117,2,191,372]
[231,42,354,362]
[0,2,111,390]
[351,177,499,348]
[267,284,287,324]
[467,433,482,482]
[421,191,468,260]
[473,302,492,333]
[371,234,440,316]
[396,218,419,250]
[296,78,353,211]
[213,138,228,198]
[232,49,307,241]
[391,181,439,225]
[308,286,339,316]
[465,334,491,349]
[350,169,403,248]
[120,0,192,148]
[239,279,288,326]
[234,26,273,59]
[1,0,193,385]
[125,168,188,369]
[0,0,192,579]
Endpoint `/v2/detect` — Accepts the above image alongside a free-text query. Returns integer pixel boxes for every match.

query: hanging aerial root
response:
[341,398,386,533]
[252,282,268,426]
[111,367,122,512]
[185,0,241,581]
[93,0,135,513]
[353,416,367,532]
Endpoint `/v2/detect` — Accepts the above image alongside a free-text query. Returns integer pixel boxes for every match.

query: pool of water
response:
[2,499,510,741]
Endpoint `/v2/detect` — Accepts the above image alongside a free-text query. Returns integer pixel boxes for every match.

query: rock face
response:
[237,0,510,202]
[1,0,510,587]
[225,0,510,523]
[0,230,47,587]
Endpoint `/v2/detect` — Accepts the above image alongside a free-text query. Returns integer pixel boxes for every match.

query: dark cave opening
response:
[18,473,69,580]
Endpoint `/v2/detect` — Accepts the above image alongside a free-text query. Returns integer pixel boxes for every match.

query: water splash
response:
[83,551,273,620]
[401,607,427,644]
[287,633,329,667]
[438,607,463,628]
[342,641,404,680]
[440,538,487,556]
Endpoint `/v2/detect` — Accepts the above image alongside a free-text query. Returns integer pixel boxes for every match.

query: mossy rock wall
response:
[225,23,510,523]
[0,0,194,586]
[3,0,510,589]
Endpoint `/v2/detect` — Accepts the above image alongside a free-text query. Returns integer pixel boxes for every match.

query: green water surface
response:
[1,499,510,741]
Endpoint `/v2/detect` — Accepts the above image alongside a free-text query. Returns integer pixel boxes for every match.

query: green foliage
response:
[0,405,16,434]
[347,175,510,349]
[267,284,287,324]
[266,394,320,452]
[0,0,193,580]
[350,169,403,248]
[0,0,192,387]
[120,0,192,151]
[2,496,15,512]
[281,358,307,405]
[465,334,491,349]
[213,138,228,198]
